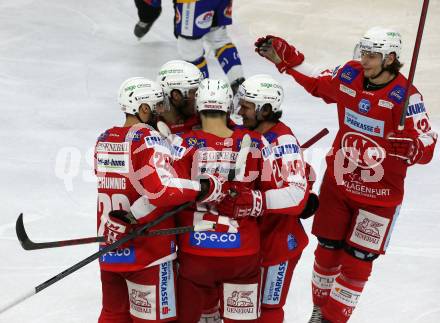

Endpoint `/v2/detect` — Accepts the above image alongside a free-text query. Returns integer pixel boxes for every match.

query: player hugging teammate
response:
[95,58,317,323]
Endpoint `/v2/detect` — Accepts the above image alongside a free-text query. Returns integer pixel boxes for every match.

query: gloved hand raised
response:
[255,35,305,72]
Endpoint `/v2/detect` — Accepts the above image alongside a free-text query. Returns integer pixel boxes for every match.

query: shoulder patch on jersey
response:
[185,136,206,148]
[97,131,109,141]
[264,131,277,143]
[338,65,360,84]
[125,130,143,142]
[387,85,406,104]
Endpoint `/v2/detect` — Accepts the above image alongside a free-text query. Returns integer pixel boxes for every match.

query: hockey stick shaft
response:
[0,201,192,314]
[398,0,430,130]
[17,217,210,250]
[300,128,329,149]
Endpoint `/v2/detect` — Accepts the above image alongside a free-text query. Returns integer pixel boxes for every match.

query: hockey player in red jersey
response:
[157,60,223,323]
[95,77,225,323]
[255,27,438,322]
[157,60,203,136]
[172,78,279,323]
[220,74,313,323]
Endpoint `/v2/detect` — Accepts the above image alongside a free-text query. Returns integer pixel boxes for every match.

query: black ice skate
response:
[134,21,153,40]
[308,305,332,323]
[230,77,245,96]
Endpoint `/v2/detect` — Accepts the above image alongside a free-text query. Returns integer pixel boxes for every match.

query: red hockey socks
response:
[321,251,373,323]
[311,245,342,307]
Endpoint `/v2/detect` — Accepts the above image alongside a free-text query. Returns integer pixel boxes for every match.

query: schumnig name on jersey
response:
[97,177,127,190]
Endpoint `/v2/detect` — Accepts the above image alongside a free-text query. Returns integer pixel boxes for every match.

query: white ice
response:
[0,0,439,322]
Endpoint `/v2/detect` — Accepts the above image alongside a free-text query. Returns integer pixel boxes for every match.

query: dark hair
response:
[199,110,227,118]
[261,104,282,122]
[384,54,403,75]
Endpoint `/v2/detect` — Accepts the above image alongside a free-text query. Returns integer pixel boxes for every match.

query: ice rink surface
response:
[0,0,439,322]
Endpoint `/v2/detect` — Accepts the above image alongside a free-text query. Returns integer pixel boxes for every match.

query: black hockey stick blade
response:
[16,213,33,250]
[16,213,105,250]
[15,213,213,251]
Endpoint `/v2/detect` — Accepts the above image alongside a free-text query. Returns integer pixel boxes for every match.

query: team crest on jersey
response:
[341,132,385,169]
[358,98,371,114]
[196,10,214,29]
[338,65,360,84]
[388,85,406,104]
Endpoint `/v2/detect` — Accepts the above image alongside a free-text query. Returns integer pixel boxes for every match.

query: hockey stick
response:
[230,134,251,181]
[14,134,252,252]
[300,128,329,149]
[15,214,214,250]
[0,201,192,315]
[398,0,430,130]
[2,134,253,314]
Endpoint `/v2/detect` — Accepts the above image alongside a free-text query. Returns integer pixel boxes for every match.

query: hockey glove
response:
[103,210,136,244]
[217,184,265,219]
[299,192,319,219]
[387,130,423,165]
[255,35,305,73]
[197,173,229,204]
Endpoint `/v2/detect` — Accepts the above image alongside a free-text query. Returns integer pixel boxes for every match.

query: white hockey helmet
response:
[237,74,284,113]
[118,77,165,115]
[196,79,233,113]
[358,27,402,59]
[157,60,203,98]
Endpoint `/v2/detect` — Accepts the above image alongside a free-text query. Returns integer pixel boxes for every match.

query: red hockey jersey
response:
[286,60,437,206]
[95,124,200,272]
[158,115,200,136]
[172,128,277,257]
[259,121,309,266]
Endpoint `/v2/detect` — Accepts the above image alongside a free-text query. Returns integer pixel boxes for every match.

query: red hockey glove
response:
[197,173,229,204]
[387,130,423,165]
[103,210,135,244]
[255,35,304,72]
[217,184,265,219]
